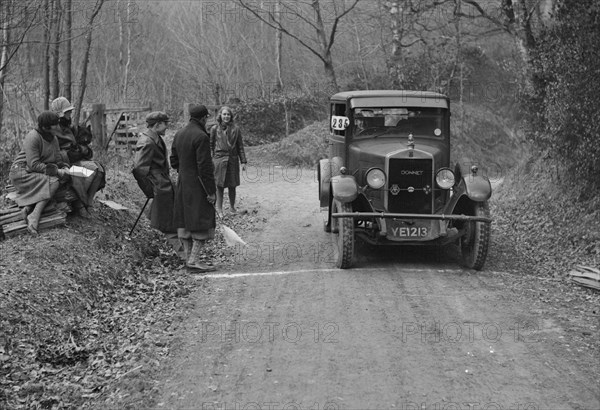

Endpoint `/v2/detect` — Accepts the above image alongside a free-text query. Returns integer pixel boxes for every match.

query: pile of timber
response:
[568,265,600,291]
[0,205,67,240]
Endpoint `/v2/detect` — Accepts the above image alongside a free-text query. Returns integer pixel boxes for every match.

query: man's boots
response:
[186,239,216,272]
[181,238,193,261]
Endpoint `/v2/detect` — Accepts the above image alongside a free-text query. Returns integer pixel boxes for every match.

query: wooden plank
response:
[569,270,600,282]
[575,264,600,275]
[3,213,66,237]
[0,206,20,216]
[0,210,26,225]
[570,277,600,291]
[104,105,151,114]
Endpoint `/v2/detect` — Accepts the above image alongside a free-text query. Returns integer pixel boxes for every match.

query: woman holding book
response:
[50,96,106,215]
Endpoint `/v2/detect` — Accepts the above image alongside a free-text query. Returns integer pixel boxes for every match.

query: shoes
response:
[186,262,216,273]
[186,239,217,272]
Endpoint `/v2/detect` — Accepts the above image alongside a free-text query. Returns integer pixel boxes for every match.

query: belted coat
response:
[210,123,247,188]
[170,119,216,233]
[132,129,175,233]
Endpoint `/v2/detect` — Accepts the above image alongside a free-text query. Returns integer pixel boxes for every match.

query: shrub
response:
[233,94,327,146]
[527,0,600,189]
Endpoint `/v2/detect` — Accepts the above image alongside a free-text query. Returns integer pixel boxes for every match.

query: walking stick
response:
[129,197,150,236]
[197,176,246,247]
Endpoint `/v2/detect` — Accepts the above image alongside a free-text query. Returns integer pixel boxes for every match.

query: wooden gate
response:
[87,104,152,151]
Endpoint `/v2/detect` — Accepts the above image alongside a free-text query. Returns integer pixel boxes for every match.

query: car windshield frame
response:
[351,106,449,140]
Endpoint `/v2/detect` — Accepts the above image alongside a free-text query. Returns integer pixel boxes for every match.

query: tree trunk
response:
[275,0,284,91]
[501,0,538,92]
[387,0,404,89]
[123,0,132,102]
[353,20,370,89]
[311,0,339,92]
[43,0,51,110]
[50,0,62,99]
[65,0,72,100]
[73,0,105,124]
[0,0,11,135]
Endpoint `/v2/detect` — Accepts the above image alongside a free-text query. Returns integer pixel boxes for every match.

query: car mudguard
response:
[331,175,359,203]
[318,157,343,207]
[445,165,492,213]
[454,161,492,202]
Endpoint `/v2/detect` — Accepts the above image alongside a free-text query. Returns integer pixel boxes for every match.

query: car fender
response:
[318,157,343,207]
[454,161,492,202]
[331,175,358,203]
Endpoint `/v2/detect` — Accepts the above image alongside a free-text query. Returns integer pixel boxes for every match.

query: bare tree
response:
[238,0,361,92]
[275,0,284,91]
[73,0,105,123]
[0,0,12,134]
[42,0,51,109]
[64,0,72,100]
[50,0,62,99]
[458,0,552,90]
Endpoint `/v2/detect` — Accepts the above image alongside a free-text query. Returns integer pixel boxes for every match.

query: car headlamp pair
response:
[365,167,456,190]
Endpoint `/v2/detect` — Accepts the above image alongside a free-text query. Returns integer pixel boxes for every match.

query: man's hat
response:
[38,111,60,128]
[50,97,74,117]
[189,104,210,119]
[145,111,170,126]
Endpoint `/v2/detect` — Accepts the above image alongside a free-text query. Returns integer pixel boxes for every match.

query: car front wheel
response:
[332,199,354,269]
[460,201,490,270]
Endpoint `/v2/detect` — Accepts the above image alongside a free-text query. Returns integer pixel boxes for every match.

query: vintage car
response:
[318,90,492,269]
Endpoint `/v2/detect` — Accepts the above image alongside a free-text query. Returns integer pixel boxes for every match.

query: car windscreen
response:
[352,107,448,138]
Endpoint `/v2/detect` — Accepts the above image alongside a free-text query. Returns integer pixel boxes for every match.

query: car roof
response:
[331,90,447,100]
[330,90,449,109]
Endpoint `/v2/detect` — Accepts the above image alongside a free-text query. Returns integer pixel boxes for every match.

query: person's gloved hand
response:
[45,163,58,176]
[207,193,216,205]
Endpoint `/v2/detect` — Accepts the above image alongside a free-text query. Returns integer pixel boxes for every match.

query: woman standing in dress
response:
[210,106,247,215]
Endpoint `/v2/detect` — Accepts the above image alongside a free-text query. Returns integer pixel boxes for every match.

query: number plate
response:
[387,220,430,238]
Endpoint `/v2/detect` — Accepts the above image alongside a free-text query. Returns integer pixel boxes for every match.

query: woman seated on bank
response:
[50,96,106,215]
[9,112,72,234]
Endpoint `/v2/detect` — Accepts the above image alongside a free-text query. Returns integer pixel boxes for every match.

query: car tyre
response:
[333,199,354,269]
[460,201,490,270]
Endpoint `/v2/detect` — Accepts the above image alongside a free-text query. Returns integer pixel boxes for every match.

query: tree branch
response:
[326,0,361,55]
[237,0,326,63]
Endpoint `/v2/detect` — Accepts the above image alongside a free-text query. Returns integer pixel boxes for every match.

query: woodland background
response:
[1,1,599,408]
[0,0,597,189]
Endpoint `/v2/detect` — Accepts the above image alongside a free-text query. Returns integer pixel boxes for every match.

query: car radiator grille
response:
[387,158,433,214]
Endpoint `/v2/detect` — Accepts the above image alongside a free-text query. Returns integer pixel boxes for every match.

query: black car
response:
[318,90,492,269]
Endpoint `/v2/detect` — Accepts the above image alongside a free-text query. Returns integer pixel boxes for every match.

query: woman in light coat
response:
[9,112,71,233]
[210,106,247,215]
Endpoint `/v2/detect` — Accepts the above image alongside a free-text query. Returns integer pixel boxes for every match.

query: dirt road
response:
[157,165,599,410]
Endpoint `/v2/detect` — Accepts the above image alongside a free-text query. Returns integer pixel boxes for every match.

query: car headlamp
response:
[435,168,455,189]
[366,168,386,189]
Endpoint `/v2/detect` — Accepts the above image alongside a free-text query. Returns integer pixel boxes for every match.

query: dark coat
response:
[171,119,216,233]
[210,123,247,188]
[132,129,175,233]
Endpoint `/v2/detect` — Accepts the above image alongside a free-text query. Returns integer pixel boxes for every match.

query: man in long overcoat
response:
[132,111,177,238]
[171,104,217,272]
